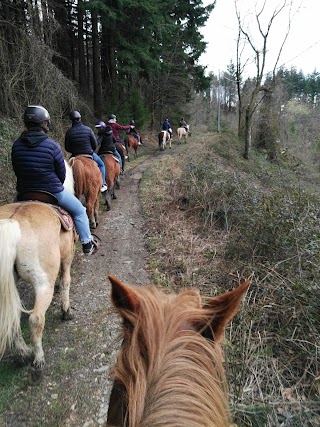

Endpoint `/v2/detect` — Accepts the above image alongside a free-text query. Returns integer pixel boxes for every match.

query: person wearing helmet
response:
[107,114,134,173]
[127,119,141,145]
[162,118,172,140]
[11,105,99,255]
[95,123,122,169]
[107,114,134,145]
[179,117,188,133]
[65,111,108,192]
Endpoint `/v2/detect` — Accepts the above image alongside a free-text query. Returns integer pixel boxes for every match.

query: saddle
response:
[16,191,74,231]
[101,152,119,163]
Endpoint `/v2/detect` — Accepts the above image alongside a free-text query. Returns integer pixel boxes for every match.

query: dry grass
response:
[140,132,320,427]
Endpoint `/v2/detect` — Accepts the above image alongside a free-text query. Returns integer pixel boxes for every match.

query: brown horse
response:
[0,165,76,381]
[124,134,139,161]
[69,155,102,229]
[158,130,171,151]
[106,274,250,427]
[101,154,121,211]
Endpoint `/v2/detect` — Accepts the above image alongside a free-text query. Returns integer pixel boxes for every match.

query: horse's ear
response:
[108,274,140,313]
[200,280,250,342]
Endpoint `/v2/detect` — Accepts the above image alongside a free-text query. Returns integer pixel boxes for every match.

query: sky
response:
[199,0,320,77]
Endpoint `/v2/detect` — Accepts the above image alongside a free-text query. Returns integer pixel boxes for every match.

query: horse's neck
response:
[64,160,75,195]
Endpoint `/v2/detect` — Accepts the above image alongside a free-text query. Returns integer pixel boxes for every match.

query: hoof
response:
[62,309,74,321]
[30,367,43,384]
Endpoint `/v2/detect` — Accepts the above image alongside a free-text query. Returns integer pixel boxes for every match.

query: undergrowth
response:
[141,131,320,426]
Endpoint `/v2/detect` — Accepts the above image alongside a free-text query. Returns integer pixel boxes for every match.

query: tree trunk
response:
[92,10,102,117]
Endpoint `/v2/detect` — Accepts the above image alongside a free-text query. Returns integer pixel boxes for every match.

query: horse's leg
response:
[125,138,130,162]
[105,190,111,211]
[59,231,75,321]
[86,194,97,229]
[28,250,60,379]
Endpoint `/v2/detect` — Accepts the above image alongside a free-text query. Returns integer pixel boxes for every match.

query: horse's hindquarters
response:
[0,202,75,377]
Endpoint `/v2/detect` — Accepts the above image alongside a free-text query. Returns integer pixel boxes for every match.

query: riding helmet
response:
[109,114,117,120]
[23,105,51,125]
[130,119,135,125]
[69,111,81,121]
[95,121,106,128]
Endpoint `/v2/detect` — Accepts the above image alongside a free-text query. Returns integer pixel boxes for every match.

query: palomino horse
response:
[69,155,102,229]
[158,130,171,151]
[124,135,139,161]
[106,274,250,427]
[0,162,76,381]
[100,154,121,211]
[177,124,190,144]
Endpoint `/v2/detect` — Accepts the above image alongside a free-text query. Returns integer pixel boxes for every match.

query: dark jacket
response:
[65,121,97,157]
[12,129,66,194]
[97,129,118,156]
[162,120,171,131]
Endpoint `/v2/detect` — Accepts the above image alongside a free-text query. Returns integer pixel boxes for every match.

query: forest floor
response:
[0,137,169,427]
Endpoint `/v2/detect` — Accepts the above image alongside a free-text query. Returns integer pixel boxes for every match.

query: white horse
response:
[177,124,189,144]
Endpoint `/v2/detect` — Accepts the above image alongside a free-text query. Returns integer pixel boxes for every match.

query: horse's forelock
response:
[114,285,230,426]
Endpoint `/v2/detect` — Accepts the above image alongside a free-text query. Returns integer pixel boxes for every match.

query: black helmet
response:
[130,119,135,125]
[109,114,116,120]
[23,105,50,126]
[69,111,81,121]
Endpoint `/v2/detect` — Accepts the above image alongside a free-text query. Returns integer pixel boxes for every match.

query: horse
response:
[106,274,250,427]
[0,162,76,382]
[101,154,121,211]
[68,155,102,229]
[177,124,189,144]
[124,134,139,161]
[158,130,171,151]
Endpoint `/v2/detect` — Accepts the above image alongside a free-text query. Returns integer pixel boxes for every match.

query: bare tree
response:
[235,0,293,158]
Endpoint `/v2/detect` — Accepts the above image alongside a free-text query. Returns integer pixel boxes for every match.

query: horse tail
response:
[0,219,24,359]
[72,158,86,198]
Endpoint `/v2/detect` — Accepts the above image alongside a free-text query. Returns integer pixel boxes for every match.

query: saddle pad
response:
[51,205,74,231]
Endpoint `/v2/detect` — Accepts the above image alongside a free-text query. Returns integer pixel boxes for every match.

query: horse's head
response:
[107,274,250,426]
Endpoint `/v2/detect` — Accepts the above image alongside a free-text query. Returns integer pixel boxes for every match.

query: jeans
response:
[93,152,106,186]
[52,188,92,244]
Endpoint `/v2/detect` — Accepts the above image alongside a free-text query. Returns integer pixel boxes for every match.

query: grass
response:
[140,132,320,426]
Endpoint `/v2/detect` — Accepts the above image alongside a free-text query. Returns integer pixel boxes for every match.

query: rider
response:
[128,119,141,145]
[65,111,108,192]
[107,114,134,172]
[162,118,172,140]
[11,105,99,255]
[95,122,122,169]
[179,117,188,132]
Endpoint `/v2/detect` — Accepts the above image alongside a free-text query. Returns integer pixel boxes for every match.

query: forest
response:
[0,1,320,425]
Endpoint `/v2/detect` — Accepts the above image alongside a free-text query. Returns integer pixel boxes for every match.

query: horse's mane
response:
[113,285,231,427]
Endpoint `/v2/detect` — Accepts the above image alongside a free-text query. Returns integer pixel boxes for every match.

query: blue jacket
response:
[65,121,97,157]
[162,120,171,131]
[12,130,66,194]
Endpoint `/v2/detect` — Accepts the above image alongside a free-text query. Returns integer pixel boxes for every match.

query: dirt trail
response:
[1,150,158,427]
